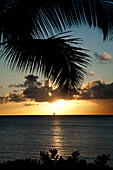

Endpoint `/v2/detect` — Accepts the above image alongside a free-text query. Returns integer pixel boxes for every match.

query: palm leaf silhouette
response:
[0,0,113,92]
[1,0,113,41]
[0,34,90,92]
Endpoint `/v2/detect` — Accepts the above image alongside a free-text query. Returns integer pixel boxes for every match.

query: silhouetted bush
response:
[0,149,112,170]
[94,154,111,168]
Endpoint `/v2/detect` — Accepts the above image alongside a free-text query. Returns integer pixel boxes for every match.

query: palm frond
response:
[0,34,90,92]
[0,0,113,41]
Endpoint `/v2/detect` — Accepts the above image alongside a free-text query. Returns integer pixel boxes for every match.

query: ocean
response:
[0,115,113,166]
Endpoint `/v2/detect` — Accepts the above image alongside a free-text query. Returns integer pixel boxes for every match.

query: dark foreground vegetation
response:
[0,149,112,170]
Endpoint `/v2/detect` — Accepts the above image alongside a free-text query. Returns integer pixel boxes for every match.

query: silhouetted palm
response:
[0,0,113,92]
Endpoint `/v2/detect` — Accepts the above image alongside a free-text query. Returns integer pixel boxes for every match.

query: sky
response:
[0,25,113,115]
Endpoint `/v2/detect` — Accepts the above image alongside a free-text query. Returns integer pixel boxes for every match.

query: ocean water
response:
[0,115,113,166]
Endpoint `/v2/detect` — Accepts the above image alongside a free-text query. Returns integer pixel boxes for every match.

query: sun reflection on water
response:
[51,118,64,156]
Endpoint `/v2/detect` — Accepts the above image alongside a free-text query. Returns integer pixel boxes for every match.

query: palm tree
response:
[0,0,113,92]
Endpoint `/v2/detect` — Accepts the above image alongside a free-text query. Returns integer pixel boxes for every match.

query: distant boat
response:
[53,112,55,116]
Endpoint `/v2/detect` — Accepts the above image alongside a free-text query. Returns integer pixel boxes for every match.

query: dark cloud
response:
[0,75,77,104]
[77,80,113,100]
[8,84,25,88]
[23,79,53,102]
[23,78,78,102]
[11,90,19,93]
[94,52,112,64]
[0,75,42,89]
[24,75,42,87]
[0,92,26,104]
[23,103,39,107]
[0,75,45,104]
[8,92,26,103]
[0,83,24,89]
[1,75,113,104]
[0,96,5,104]
[23,86,52,102]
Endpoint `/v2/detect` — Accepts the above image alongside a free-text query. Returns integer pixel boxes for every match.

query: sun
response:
[51,99,65,110]
[50,99,77,115]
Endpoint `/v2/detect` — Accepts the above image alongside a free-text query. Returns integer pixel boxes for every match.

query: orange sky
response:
[0,75,113,115]
[0,98,113,116]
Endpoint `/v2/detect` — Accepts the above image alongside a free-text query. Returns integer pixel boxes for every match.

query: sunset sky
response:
[0,26,113,115]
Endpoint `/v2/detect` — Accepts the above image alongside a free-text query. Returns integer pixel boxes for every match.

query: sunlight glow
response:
[48,92,52,96]
[52,100,65,110]
[49,99,76,115]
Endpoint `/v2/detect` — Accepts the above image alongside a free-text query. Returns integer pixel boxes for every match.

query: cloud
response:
[1,75,113,105]
[22,78,54,102]
[8,92,26,103]
[0,75,42,89]
[0,76,51,104]
[94,52,112,63]
[0,75,77,104]
[87,71,96,76]
[23,103,39,107]
[0,91,26,104]
[12,75,76,103]
[23,85,52,102]
[23,78,76,102]
[77,80,113,100]
[24,75,42,87]
[11,90,19,93]
[0,83,24,89]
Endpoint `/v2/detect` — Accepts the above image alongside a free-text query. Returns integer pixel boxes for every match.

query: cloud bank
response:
[0,75,77,104]
[0,75,113,105]
[78,80,113,100]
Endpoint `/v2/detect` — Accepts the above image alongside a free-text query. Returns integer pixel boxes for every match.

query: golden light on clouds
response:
[0,75,113,115]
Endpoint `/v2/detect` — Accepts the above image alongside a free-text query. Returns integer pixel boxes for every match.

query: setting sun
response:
[46,99,78,115]
[52,100,65,109]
